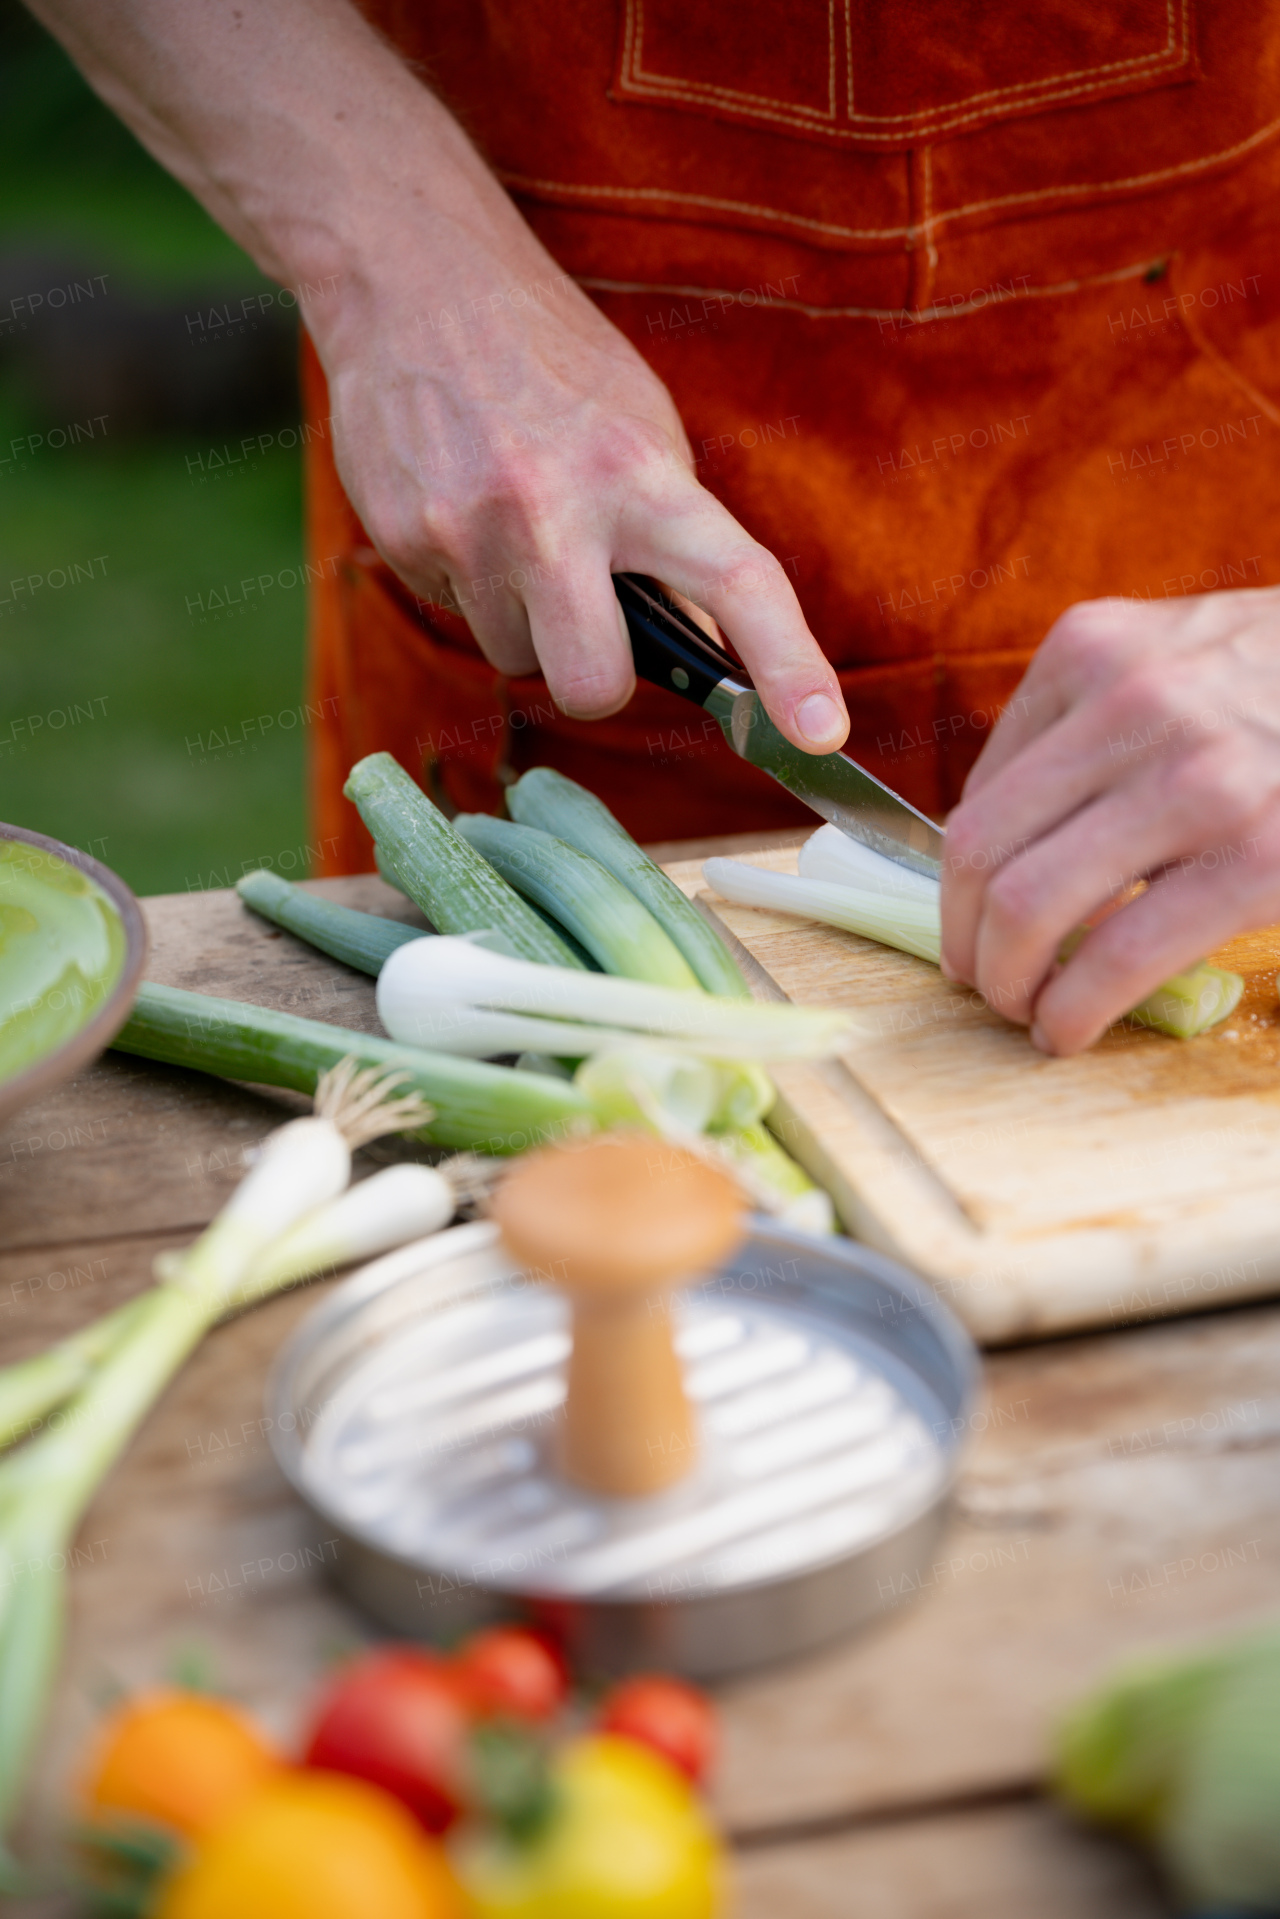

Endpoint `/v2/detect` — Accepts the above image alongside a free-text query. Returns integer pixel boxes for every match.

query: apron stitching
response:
[578,256,1165,324]
[502,114,1280,237]
[1175,282,1280,430]
[618,0,1193,143]
[923,147,940,278]
[623,0,838,122]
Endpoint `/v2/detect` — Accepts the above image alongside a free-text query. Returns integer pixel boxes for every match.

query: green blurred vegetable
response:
[1055,1623,1280,1911]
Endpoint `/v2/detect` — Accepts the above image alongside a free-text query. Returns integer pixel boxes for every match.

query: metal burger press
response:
[268,1136,978,1681]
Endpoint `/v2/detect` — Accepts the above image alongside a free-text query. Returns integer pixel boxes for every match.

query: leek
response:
[798,821,939,902]
[0,1061,436,1879]
[574,1049,726,1137]
[454,814,700,988]
[112,980,596,1153]
[506,767,750,996]
[344,752,582,968]
[376,937,851,1060]
[1128,965,1243,1039]
[572,1051,832,1231]
[704,858,942,964]
[237,868,422,975]
[706,844,1245,1041]
[709,1122,836,1235]
[573,1050,772,1137]
[502,769,830,1223]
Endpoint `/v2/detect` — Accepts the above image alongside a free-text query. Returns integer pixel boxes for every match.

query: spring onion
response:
[708,1122,836,1235]
[798,821,939,902]
[502,769,830,1223]
[376,937,852,1061]
[237,868,423,975]
[112,980,596,1153]
[706,842,1246,1040]
[216,1162,456,1306]
[0,1296,149,1453]
[573,1050,772,1135]
[453,814,700,988]
[506,767,750,996]
[0,1061,435,1879]
[574,1048,728,1137]
[704,858,942,964]
[344,752,582,968]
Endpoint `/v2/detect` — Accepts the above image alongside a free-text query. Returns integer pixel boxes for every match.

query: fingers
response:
[949,723,1280,1043]
[941,705,1120,985]
[523,563,634,717]
[1031,828,1280,1054]
[624,490,849,753]
[963,753,1250,1028]
[958,597,1172,802]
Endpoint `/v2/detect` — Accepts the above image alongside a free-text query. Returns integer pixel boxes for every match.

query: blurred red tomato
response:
[302,1648,470,1833]
[597,1677,717,1784]
[450,1628,567,1723]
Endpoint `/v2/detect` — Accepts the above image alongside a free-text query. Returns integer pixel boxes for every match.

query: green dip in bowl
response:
[0,827,147,1127]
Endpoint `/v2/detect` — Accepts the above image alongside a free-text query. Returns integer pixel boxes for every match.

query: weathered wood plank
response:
[715,1300,1280,1827]
[734,1802,1169,1918]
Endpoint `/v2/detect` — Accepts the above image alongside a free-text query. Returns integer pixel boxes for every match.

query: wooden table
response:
[6,856,1280,1916]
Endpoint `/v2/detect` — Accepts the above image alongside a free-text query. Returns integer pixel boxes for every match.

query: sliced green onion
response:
[711,1061,775,1129]
[112,981,596,1153]
[454,814,700,989]
[376,937,852,1060]
[708,1122,836,1236]
[703,859,942,964]
[506,767,749,996]
[237,869,422,976]
[344,753,582,968]
[574,1048,724,1135]
[1129,965,1244,1039]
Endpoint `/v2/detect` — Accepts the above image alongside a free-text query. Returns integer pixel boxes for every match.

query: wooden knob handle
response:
[492,1135,744,1497]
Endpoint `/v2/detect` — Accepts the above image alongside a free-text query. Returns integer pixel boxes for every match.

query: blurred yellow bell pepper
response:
[451,1733,726,1918]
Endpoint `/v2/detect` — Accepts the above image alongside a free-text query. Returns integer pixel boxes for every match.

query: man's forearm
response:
[25,0,559,324]
[27,0,851,749]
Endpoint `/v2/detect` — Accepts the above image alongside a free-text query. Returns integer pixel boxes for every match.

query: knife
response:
[614,573,943,882]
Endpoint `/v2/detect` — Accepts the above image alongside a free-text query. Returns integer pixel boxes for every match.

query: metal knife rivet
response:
[671,667,690,690]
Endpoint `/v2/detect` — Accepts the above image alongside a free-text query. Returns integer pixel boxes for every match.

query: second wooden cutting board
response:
[664,845,1280,1344]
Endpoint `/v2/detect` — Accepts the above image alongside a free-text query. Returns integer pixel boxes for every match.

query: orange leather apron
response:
[306,0,1280,870]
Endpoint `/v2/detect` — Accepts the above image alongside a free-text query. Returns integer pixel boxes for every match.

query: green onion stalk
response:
[339,755,837,1225]
[0,1061,452,1884]
[705,828,1245,1041]
[505,766,750,997]
[343,753,582,968]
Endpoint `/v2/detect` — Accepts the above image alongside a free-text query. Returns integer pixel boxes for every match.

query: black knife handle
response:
[614,573,749,709]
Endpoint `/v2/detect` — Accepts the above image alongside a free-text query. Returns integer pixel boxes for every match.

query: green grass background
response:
[1,4,310,895]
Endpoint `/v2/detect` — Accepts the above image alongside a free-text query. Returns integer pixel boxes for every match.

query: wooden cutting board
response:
[664,845,1280,1345]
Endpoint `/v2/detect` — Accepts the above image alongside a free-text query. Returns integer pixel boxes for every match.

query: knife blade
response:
[614,573,943,882]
